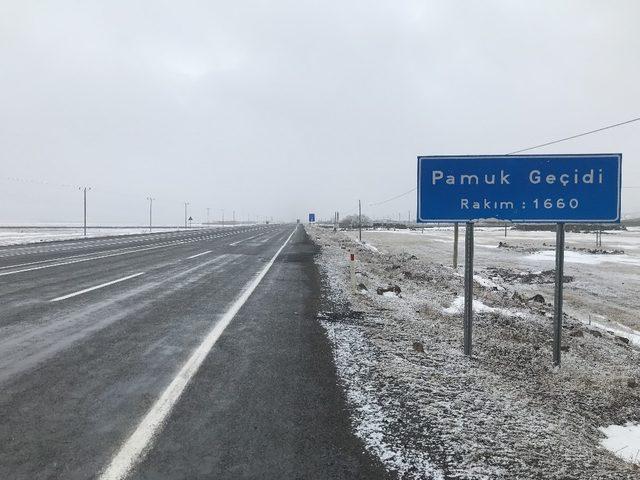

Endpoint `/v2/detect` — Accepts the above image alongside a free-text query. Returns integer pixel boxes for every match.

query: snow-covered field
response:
[311,225,640,479]
[355,226,640,336]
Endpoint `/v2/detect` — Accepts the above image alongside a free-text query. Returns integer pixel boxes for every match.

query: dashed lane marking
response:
[50,272,146,302]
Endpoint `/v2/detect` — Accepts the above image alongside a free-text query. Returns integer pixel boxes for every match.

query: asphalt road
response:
[0,224,388,479]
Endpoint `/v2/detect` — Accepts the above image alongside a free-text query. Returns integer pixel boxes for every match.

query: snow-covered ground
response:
[353,226,640,335]
[600,423,640,466]
[311,225,640,479]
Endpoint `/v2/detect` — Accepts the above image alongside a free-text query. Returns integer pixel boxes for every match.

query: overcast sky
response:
[1,0,639,225]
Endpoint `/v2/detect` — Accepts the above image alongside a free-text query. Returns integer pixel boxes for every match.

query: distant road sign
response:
[417,154,621,223]
[308,213,316,222]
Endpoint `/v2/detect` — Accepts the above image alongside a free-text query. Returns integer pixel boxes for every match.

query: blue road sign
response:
[417,154,621,223]
[308,213,316,222]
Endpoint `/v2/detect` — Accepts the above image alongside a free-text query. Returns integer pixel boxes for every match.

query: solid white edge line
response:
[186,250,212,260]
[50,272,146,302]
[98,227,296,480]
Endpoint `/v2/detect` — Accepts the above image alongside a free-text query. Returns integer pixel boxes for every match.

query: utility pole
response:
[358,200,362,242]
[233,210,236,224]
[184,202,189,228]
[81,186,91,237]
[221,209,225,226]
[206,207,210,225]
[147,197,155,231]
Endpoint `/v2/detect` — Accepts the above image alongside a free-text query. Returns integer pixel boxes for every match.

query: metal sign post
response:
[553,223,565,366]
[453,222,459,269]
[463,222,474,356]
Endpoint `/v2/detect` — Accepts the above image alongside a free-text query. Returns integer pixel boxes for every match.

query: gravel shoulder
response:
[311,225,640,479]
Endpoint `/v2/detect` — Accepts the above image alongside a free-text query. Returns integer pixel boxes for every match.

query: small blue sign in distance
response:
[417,154,621,223]
[309,213,316,222]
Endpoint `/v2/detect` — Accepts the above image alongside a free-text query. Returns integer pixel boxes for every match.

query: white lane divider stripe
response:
[229,233,263,246]
[50,272,146,302]
[98,227,296,480]
[186,250,212,260]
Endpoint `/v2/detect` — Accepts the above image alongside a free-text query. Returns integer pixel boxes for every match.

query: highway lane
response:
[0,224,387,479]
[0,225,284,381]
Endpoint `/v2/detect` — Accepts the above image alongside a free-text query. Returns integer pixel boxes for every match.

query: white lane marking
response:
[50,272,146,302]
[186,250,212,260]
[229,233,263,246]
[99,227,296,480]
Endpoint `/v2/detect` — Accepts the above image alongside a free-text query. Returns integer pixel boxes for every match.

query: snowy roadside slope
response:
[311,226,640,479]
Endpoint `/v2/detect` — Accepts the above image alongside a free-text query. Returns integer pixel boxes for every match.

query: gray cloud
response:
[1,0,639,224]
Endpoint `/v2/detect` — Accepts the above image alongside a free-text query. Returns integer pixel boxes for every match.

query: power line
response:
[368,115,640,207]
[2,176,80,189]
[369,187,417,206]
[506,116,640,155]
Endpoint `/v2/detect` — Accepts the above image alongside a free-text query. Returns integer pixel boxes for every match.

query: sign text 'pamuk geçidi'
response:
[417,154,621,223]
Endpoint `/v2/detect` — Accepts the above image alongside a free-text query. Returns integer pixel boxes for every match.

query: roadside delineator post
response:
[463,222,474,356]
[350,252,356,292]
